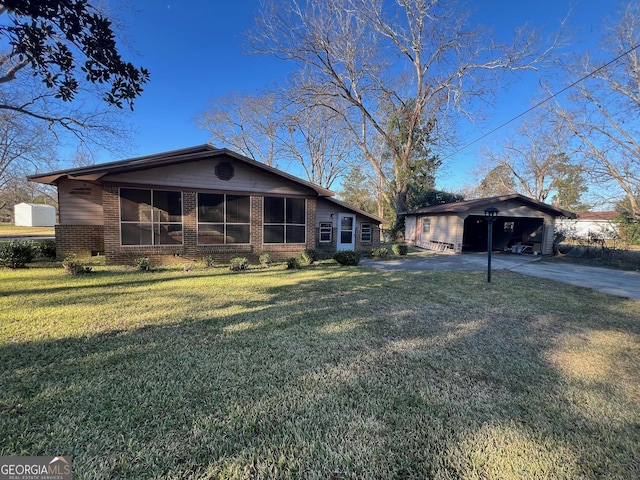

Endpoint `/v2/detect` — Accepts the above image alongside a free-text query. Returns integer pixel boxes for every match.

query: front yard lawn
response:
[0,224,55,238]
[1,262,639,479]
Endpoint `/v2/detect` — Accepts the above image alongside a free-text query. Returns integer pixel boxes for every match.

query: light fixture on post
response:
[484,206,499,283]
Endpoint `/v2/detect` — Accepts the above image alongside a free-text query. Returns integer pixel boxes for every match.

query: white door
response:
[337,213,356,250]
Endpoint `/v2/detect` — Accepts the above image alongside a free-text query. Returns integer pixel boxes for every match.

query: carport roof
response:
[404,194,577,218]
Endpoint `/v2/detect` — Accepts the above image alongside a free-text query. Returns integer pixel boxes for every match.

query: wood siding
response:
[411,214,463,252]
[57,179,103,225]
[103,159,312,196]
[405,216,417,245]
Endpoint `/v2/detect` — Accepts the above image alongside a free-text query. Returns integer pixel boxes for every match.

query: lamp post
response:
[484,206,499,283]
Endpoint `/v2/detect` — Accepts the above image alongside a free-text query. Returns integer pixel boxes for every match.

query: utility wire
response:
[443,43,640,161]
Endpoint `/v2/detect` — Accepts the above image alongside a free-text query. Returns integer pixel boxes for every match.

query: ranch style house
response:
[28,145,383,265]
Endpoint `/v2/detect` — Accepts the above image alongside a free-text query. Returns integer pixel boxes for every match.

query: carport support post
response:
[484,207,499,283]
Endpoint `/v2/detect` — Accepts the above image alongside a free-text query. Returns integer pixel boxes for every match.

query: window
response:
[504,221,514,232]
[264,197,306,243]
[198,193,250,244]
[319,222,332,243]
[422,219,431,234]
[120,188,182,245]
[361,223,372,243]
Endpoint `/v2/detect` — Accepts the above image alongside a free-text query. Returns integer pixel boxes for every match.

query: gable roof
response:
[28,144,334,197]
[405,194,577,218]
[324,197,385,224]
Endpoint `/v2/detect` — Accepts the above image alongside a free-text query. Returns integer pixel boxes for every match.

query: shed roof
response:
[405,194,577,218]
[28,144,334,197]
[576,211,618,221]
[15,203,55,209]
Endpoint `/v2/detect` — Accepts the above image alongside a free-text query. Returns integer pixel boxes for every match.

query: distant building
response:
[556,211,620,240]
[14,203,56,227]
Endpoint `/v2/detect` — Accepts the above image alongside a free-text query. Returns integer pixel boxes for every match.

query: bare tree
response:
[552,2,640,218]
[279,103,354,188]
[0,108,58,190]
[197,91,282,167]
[250,0,561,233]
[475,114,588,211]
[0,108,58,218]
[197,88,357,188]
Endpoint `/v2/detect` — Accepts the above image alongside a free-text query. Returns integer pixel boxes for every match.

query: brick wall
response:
[355,223,381,251]
[58,187,379,265]
[55,224,104,258]
[315,221,381,258]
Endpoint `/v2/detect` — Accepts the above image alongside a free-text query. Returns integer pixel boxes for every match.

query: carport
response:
[462,215,544,253]
[404,194,576,255]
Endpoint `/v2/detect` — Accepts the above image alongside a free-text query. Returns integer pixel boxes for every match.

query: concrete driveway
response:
[362,252,640,299]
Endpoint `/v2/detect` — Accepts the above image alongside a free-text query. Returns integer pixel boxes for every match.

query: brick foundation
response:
[55,224,104,258]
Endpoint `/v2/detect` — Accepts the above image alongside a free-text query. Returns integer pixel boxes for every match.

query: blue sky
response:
[99,0,618,192]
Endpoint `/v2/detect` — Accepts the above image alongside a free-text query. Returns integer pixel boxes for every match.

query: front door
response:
[337,213,356,250]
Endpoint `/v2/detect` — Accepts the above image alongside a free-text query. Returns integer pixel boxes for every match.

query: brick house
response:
[28,145,382,265]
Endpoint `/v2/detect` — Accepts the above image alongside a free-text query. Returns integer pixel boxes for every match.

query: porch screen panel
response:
[198,193,250,244]
[264,197,306,244]
[120,188,183,245]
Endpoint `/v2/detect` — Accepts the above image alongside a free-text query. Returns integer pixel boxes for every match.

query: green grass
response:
[0,224,55,237]
[1,261,639,479]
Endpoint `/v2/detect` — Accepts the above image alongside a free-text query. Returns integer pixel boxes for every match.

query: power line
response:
[443,43,640,161]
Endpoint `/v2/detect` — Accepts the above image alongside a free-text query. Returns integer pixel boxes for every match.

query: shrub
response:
[203,255,216,268]
[35,240,57,259]
[62,254,92,275]
[299,248,317,265]
[333,250,361,266]
[0,240,34,268]
[392,243,408,256]
[229,257,249,271]
[259,253,272,268]
[370,247,389,259]
[286,257,300,269]
[135,257,151,271]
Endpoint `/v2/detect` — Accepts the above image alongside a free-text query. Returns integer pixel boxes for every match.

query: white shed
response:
[14,203,56,227]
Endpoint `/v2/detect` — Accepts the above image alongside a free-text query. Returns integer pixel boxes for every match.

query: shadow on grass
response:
[1,267,639,478]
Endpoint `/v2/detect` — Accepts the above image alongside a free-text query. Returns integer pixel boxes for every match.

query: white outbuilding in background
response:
[14,203,56,227]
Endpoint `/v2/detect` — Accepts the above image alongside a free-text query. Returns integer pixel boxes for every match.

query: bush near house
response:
[259,253,272,268]
[392,243,408,256]
[370,247,390,259]
[229,257,249,271]
[299,248,317,265]
[135,257,151,271]
[0,240,34,268]
[61,254,92,275]
[35,240,56,259]
[333,250,362,266]
[286,257,300,269]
